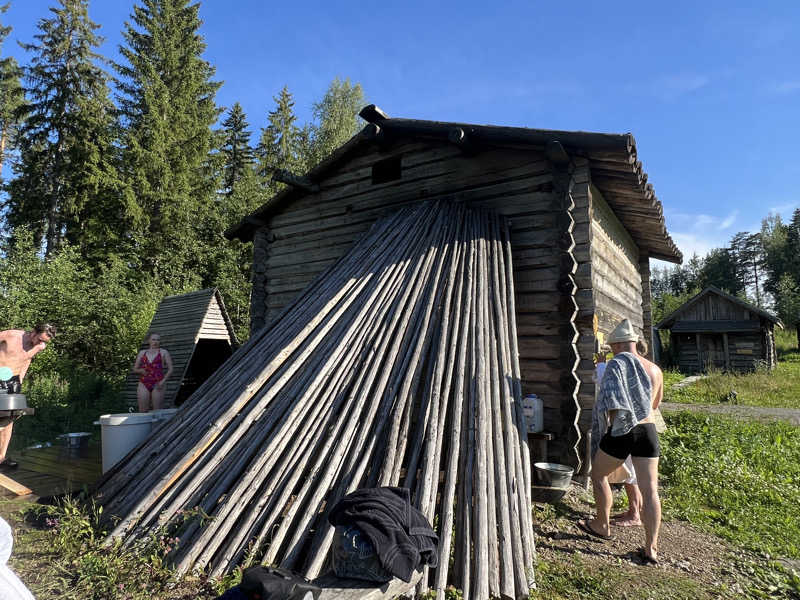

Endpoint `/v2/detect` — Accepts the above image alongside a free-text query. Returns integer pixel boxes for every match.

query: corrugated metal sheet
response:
[123,289,238,408]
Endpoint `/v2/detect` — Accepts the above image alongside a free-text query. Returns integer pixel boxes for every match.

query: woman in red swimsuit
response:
[132,333,174,412]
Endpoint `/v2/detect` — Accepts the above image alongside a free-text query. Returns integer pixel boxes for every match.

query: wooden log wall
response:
[588,185,643,338]
[249,140,580,463]
[675,332,766,373]
[561,160,592,469]
[677,295,756,322]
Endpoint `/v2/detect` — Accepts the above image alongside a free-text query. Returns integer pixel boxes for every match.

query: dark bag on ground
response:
[215,565,321,600]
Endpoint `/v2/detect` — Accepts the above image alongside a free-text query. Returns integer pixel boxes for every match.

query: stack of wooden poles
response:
[95,201,535,599]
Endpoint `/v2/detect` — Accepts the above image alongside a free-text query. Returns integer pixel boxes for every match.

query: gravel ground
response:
[661,402,800,425]
[533,485,784,599]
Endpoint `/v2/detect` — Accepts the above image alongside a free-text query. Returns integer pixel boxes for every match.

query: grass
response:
[663,329,800,409]
[660,411,800,560]
[0,497,228,599]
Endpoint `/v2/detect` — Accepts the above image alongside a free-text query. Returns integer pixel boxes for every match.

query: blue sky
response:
[3,0,799,266]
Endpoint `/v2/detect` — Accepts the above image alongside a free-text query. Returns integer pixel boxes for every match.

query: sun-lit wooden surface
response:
[1,444,101,500]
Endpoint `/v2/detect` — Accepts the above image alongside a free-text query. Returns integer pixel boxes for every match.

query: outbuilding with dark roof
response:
[656,286,783,373]
[226,105,681,469]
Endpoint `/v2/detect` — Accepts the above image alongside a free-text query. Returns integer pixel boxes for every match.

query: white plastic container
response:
[150,408,179,427]
[521,394,544,433]
[97,412,154,473]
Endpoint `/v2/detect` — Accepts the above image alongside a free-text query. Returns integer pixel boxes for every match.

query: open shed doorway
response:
[174,339,234,406]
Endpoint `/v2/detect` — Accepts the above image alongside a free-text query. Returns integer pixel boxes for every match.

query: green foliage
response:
[0,2,24,176]
[256,85,305,178]
[660,412,800,561]
[220,102,255,195]
[0,228,159,377]
[306,77,365,165]
[6,0,126,259]
[115,0,222,289]
[7,499,219,599]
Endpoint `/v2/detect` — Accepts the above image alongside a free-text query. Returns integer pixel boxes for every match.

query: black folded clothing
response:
[216,566,321,600]
[328,487,438,582]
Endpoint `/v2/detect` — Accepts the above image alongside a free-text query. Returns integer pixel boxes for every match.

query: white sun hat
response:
[606,319,639,344]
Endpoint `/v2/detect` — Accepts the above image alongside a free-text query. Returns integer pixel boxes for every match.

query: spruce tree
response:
[6,0,124,258]
[115,0,221,287]
[0,2,23,177]
[256,86,303,179]
[221,102,254,195]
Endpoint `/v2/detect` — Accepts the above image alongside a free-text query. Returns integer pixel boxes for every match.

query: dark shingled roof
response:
[226,106,682,263]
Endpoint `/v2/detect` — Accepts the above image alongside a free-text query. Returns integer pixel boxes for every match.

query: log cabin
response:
[226,105,682,469]
[656,286,782,373]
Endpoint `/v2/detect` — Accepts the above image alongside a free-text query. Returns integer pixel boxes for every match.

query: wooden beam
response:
[448,127,477,154]
[545,140,570,165]
[272,169,320,193]
[723,332,730,370]
[696,333,702,372]
[358,104,389,123]
[0,473,32,496]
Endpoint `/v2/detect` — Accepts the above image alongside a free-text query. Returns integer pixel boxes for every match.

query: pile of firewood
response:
[96,201,535,599]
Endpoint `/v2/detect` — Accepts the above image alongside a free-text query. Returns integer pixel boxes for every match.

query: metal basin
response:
[0,393,28,411]
[58,432,91,449]
[533,462,574,487]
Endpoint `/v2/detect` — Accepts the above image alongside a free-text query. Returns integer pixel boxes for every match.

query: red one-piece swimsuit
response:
[140,351,164,391]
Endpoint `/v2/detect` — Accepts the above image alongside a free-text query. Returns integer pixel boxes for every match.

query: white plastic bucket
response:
[98,412,154,473]
[150,408,178,427]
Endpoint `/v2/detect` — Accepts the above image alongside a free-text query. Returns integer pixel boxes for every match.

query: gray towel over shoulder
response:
[591,352,652,457]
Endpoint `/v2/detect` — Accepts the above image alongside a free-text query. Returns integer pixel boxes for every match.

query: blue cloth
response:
[591,352,652,457]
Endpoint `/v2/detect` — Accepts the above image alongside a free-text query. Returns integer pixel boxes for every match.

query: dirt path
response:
[660,402,800,425]
[534,487,779,599]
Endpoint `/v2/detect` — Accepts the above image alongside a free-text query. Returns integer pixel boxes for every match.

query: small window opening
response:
[372,156,402,184]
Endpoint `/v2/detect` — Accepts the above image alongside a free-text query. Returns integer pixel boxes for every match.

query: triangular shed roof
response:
[656,286,784,330]
[123,288,239,409]
[226,105,682,263]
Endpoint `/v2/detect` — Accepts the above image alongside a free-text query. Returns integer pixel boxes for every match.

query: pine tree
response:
[0,2,24,177]
[220,102,254,195]
[6,0,125,258]
[115,0,221,287]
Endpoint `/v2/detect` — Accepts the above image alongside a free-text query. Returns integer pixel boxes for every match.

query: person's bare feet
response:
[611,511,641,527]
[612,516,642,527]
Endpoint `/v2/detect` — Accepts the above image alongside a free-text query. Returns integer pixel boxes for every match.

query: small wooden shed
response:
[225,105,682,468]
[123,288,239,409]
[656,286,782,373]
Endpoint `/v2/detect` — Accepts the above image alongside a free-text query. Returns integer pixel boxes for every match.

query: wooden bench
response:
[314,568,422,600]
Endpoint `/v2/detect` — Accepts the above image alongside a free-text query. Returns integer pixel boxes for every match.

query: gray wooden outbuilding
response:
[656,286,782,373]
[123,288,239,409]
[226,105,682,468]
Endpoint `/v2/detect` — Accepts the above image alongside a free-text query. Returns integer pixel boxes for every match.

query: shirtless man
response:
[0,324,57,469]
[579,319,663,565]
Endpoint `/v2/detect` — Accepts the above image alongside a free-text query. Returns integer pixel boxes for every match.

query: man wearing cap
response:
[0,324,56,470]
[577,319,663,565]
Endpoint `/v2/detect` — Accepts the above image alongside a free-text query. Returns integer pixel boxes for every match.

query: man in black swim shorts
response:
[578,319,663,565]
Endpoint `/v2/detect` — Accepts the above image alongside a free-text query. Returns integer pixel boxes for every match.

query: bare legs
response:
[137,382,152,412]
[612,481,643,526]
[137,382,165,412]
[632,456,661,561]
[0,422,12,461]
[151,385,165,410]
[588,448,625,537]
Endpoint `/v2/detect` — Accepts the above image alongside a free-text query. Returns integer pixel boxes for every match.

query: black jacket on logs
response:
[328,487,438,582]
